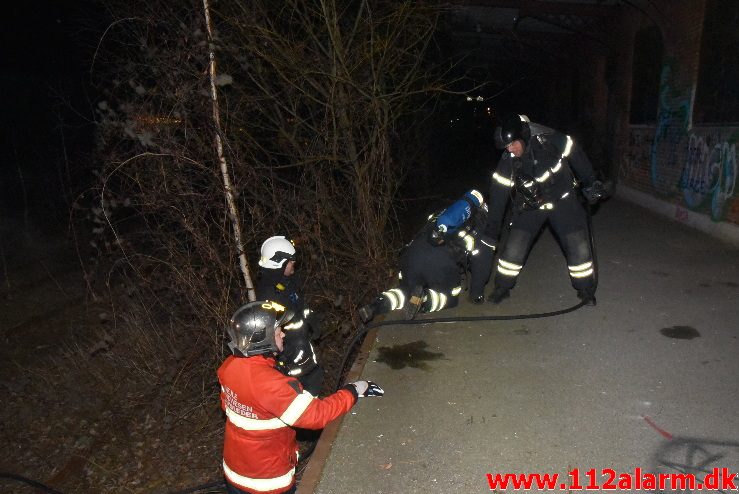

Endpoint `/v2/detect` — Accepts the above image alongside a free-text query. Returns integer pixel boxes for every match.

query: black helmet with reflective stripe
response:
[494,114,531,149]
[227,300,294,356]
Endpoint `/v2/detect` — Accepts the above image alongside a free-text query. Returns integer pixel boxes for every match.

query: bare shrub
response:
[80,0,444,402]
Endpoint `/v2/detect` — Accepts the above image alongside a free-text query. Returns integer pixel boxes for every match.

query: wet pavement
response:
[301,198,739,494]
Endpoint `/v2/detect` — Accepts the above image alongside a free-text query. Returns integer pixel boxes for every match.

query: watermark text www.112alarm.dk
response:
[486,467,738,491]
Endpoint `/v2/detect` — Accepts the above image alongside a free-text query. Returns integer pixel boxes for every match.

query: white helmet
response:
[258,236,296,269]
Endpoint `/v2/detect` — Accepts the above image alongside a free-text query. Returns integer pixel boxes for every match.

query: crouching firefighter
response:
[218,300,383,494]
[256,236,323,395]
[359,189,489,323]
[482,114,609,306]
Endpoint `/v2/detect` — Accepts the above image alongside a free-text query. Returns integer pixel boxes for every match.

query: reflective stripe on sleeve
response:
[225,407,285,431]
[562,135,573,157]
[223,460,294,492]
[451,286,462,296]
[284,319,304,330]
[458,231,475,251]
[280,391,315,426]
[492,172,514,187]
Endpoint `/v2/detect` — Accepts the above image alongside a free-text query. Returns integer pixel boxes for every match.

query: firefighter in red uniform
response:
[218,300,383,494]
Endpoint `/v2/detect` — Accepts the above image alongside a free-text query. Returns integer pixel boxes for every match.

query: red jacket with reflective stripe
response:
[218,354,356,494]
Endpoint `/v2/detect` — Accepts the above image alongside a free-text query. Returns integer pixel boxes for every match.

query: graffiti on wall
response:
[623,60,738,223]
[650,61,692,196]
[680,132,738,221]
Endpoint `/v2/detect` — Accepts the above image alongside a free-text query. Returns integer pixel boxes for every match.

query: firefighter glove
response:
[350,380,384,398]
[583,180,607,205]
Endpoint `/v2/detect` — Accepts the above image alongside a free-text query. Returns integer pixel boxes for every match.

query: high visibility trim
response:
[551,161,563,173]
[284,319,304,330]
[223,460,294,492]
[426,290,447,312]
[385,288,405,310]
[288,368,302,376]
[451,286,462,296]
[497,265,520,277]
[481,239,496,250]
[460,232,475,251]
[293,350,304,364]
[470,189,484,204]
[280,392,314,426]
[539,202,554,210]
[499,259,523,270]
[493,172,514,187]
[569,261,593,272]
[398,271,403,280]
[570,268,594,278]
[382,289,405,310]
[225,407,285,431]
[561,191,570,199]
[427,290,440,311]
[536,170,551,183]
[562,135,573,157]
[303,308,311,318]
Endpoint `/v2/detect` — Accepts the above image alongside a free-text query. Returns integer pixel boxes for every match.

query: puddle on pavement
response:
[659,325,701,340]
[375,340,444,370]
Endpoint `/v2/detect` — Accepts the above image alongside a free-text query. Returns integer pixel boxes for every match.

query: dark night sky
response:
[1,2,98,222]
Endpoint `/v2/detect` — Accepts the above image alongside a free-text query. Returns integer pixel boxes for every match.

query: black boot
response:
[358,304,375,323]
[577,288,597,306]
[488,287,511,304]
[404,285,424,320]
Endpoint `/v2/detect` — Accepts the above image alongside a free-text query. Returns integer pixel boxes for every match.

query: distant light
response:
[476,96,483,101]
[466,96,472,101]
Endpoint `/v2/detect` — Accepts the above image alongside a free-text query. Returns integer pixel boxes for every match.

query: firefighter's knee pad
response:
[501,228,532,264]
[563,229,591,264]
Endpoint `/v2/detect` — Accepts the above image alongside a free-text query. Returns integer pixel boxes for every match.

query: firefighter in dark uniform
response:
[255,236,324,395]
[359,190,489,322]
[479,114,607,305]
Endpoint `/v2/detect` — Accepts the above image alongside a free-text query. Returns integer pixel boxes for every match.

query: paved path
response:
[307,198,739,494]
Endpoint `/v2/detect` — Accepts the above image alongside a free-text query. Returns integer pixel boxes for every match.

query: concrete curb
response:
[296,327,379,494]
[616,184,739,247]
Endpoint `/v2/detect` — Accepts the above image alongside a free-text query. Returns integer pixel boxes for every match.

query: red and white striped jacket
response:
[217,354,357,494]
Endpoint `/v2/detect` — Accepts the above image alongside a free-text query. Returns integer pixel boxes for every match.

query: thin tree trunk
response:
[202,0,255,302]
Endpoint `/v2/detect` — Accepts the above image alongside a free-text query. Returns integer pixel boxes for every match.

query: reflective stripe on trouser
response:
[381,288,406,311]
[224,460,294,493]
[497,258,523,278]
[421,287,462,313]
[568,261,594,278]
[494,213,541,290]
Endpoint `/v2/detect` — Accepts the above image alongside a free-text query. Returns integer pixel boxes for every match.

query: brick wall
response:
[615,0,739,228]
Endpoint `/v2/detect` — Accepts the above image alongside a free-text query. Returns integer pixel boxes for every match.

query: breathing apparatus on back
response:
[428,189,485,246]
